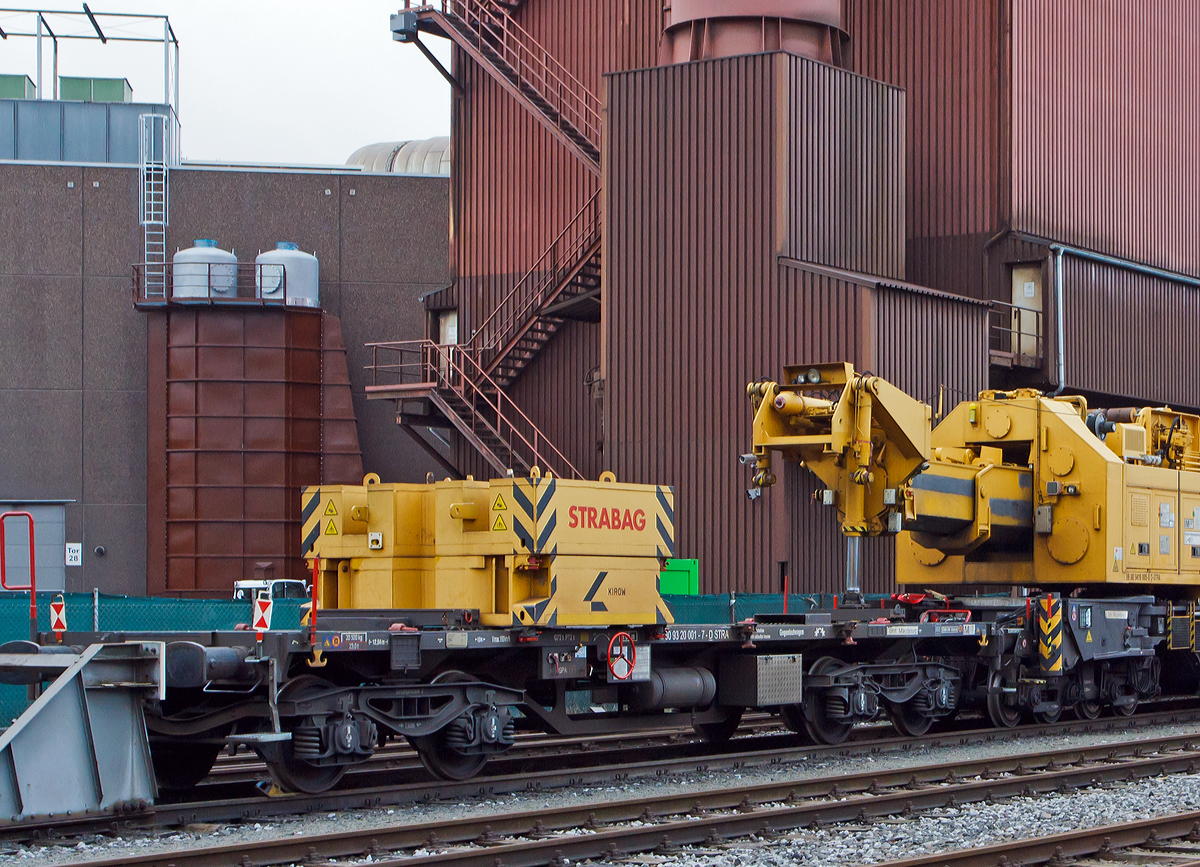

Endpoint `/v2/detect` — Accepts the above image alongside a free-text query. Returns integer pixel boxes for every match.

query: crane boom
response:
[748,361,1200,596]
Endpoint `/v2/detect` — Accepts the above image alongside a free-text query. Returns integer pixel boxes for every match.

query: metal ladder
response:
[139,115,172,300]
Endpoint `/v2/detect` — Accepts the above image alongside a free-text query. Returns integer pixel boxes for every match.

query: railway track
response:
[7,705,1191,842]
[190,712,788,788]
[871,811,1200,866]
[175,700,1200,806]
[37,723,1200,866]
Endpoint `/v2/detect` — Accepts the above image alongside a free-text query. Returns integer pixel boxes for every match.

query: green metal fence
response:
[663,592,892,623]
[0,593,307,726]
[0,591,892,726]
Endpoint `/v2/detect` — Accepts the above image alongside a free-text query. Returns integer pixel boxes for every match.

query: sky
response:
[0,2,453,164]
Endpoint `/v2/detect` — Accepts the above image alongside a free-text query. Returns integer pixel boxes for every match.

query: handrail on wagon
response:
[0,511,38,642]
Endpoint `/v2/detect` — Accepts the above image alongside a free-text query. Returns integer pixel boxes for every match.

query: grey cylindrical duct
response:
[631,666,718,710]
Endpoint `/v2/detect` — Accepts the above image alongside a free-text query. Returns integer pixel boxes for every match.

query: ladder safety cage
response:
[138,113,175,301]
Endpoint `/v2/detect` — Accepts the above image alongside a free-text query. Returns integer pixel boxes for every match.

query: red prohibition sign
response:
[607,631,636,681]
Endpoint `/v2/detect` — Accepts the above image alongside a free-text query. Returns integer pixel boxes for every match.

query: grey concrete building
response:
[0,158,449,594]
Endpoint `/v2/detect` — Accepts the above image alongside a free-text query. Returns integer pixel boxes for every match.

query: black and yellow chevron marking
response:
[509,479,537,552]
[656,485,675,558]
[1170,601,1196,651]
[1038,595,1063,674]
[536,477,557,553]
[301,487,322,555]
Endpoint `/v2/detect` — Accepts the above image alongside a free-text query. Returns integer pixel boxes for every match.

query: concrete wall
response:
[0,162,449,594]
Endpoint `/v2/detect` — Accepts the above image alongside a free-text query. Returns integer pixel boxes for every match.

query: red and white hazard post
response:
[252,591,273,650]
[49,594,67,642]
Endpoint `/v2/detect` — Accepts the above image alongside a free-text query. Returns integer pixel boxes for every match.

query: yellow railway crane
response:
[748,362,1200,596]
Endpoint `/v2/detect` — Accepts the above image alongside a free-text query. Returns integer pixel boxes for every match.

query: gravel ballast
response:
[6,719,1200,866]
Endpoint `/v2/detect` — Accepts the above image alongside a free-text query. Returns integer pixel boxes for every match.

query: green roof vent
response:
[59,76,132,103]
[0,75,36,100]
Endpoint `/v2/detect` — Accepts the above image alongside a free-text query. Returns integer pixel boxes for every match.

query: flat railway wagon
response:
[8,362,1199,798]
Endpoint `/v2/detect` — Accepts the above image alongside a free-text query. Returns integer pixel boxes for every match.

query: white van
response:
[233,579,309,601]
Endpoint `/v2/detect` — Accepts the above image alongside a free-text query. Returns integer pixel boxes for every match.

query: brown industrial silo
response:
[659,0,848,65]
[145,305,363,597]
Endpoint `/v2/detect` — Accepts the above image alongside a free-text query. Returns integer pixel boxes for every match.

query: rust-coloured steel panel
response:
[601,52,913,593]
[1061,256,1200,412]
[146,308,363,596]
[779,56,906,278]
[1010,0,1200,277]
[605,253,986,593]
[846,0,1004,296]
[508,320,605,479]
[602,47,984,594]
[451,0,662,339]
[848,0,1003,241]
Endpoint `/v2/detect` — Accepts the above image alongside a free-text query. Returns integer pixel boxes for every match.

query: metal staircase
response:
[365,341,582,479]
[393,0,601,171]
[476,190,602,388]
[138,114,172,300]
[389,0,606,475]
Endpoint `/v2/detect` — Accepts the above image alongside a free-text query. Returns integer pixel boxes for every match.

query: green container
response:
[59,76,132,103]
[659,558,699,595]
[0,75,36,100]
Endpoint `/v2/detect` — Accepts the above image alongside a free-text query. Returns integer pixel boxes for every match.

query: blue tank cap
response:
[276,241,299,251]
[194,239,217,248]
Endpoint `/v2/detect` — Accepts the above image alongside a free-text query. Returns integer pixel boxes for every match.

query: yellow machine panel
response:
[303,471,675,628]
[749,362,1200,594]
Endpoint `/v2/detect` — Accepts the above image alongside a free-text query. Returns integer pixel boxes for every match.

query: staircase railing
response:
[367,339,582,479]
[472,190,602,357]
[404,0,601,153]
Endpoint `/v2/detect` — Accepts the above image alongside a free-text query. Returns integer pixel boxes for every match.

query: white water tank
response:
[172,239,238,299]
[256,242,319,307]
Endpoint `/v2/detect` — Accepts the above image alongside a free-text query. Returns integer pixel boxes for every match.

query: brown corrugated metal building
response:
[601,52,989,592]
[850,0,1200,410]
[384,1,990,595]
[384,0,1200,594]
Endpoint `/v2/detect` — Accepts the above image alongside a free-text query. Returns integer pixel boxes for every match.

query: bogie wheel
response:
[266,675,348,794]
[1114,698,1137,717]
[150,739,223,791]
[1033,705,1062,724]
[986,670,1021,728]
[802,656,853,745]
[412,671,490,782]
[1076,700,1102,720]
[778,704,810,738]
[887,700,934,737]
[693,709,744,744]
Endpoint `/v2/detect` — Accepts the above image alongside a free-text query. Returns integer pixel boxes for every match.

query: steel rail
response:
[49,730,1200,867]
[194,714,788,786]
[11,704,1200,841]
[862,810,1200,867]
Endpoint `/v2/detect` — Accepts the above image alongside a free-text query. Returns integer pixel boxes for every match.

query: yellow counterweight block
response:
[304,474,674,628]
[496,473,675,628]
[1038,595,1064,675]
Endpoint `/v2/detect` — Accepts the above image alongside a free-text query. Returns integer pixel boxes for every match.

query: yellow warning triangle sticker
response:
[1085,629,1092,643]
[492,513,507,532]
[324,501,338,517]
[492,493,507,511]
[325,518,339,535]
